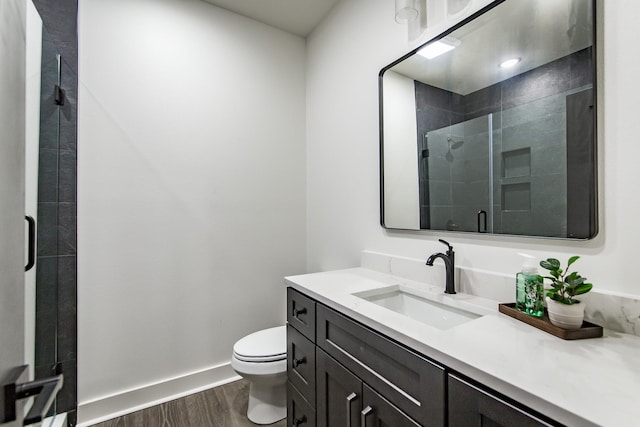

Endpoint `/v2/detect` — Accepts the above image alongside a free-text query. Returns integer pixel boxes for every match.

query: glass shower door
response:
[27,2,67,424]
[424,114,494,232]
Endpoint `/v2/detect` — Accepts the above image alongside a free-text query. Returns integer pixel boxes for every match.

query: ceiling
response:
[201,0,340,37]
[387,0,593,95]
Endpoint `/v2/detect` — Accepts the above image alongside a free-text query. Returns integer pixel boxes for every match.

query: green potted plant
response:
[539,256,593,329]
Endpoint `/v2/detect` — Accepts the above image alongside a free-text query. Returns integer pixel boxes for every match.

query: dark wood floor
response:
[89,380,287,427]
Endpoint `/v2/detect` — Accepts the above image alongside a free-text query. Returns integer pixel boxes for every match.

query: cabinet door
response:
[316,348,362,427]
[287,324,316,404]
[288,382,316,427]
[317,304,445,426]
[361,384,421,427]
[287,287,316,341]
[448,374,558,427]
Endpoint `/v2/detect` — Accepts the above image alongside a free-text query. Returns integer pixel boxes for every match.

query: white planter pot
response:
[546,297,585,330]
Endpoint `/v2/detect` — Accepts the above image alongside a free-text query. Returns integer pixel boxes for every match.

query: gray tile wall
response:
[426,116,491,232]
[414,82,465,228]
[415,48,593,236]
[497,92,570,237]
[32,1,77,425]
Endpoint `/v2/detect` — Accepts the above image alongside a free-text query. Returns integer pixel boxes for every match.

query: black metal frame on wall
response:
[378,0,598,239]
[31,1,78,425]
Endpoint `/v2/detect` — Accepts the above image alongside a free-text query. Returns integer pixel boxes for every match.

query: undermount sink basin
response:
[354,285,481,330]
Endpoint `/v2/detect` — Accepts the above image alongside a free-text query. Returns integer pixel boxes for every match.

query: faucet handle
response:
[438,239,453,253]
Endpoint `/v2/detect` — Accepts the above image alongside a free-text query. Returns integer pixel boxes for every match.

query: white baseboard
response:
[77,362,240,427]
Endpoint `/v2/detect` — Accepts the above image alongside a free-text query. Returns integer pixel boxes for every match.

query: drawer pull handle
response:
[293,307,307,318]
[292,357,307,368]
[293,415,307,426]
[346,392,358,427]
[361,406,374,427]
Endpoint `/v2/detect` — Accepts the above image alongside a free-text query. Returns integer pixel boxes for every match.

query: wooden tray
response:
[498,303,603,340]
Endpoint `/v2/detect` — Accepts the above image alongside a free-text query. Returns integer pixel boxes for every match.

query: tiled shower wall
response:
[414,47,593,236]
[32,1,78,425]
[426,90,582,236]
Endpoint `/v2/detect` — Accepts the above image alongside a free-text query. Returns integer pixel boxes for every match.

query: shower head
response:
[447,136,464,150]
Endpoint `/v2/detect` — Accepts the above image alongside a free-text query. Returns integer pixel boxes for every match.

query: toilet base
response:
[247,380,286,424]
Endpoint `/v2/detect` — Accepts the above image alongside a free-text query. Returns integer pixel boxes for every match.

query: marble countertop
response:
[285,267,640,427]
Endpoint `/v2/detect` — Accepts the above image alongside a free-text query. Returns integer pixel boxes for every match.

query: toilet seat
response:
[233,325,286,362]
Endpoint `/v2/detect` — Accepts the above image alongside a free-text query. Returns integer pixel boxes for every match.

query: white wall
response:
[77,0,306,421]
[76,0,639,421]
[382,71,419,229]
[306,0,640,299]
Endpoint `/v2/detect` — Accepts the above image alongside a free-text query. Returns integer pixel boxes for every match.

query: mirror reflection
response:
[26,1,65,419]
[380,0,596,238]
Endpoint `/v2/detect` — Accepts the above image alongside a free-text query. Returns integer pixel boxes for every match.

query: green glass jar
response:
[523,275,544,317]
[516,254,544,317]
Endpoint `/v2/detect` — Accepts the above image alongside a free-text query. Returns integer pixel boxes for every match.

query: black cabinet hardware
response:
[293,415,307,426]
[293,357,307,368]
[54,84,65,106]
[25,216,35,272]
[477,210,487,233]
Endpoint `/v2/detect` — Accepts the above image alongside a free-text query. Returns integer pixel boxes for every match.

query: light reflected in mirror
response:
[380,0,596,238]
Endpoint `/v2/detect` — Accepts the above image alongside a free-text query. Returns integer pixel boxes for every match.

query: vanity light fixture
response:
[500,57,521,68]
[395,0,420,23]
[417,37,461,60]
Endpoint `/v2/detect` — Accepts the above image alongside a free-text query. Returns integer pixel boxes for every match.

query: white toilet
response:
[231,325,287,424]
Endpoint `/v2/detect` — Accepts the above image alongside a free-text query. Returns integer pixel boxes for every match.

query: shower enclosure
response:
[421,114,495,233]
[419,85,588,237]
[25,1,78,424]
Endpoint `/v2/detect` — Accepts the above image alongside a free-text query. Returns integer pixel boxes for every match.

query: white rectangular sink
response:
[354,285,481,330]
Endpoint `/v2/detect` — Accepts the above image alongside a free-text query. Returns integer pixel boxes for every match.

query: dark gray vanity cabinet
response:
[448,375,557,427]
[287,288,317,427]
[316,348,361,426]
[316,303,446,426]
[288,381,316,427]
[287,287,445,427]
[287,287,316,341]
[287,287,561,427]
[288,325,316,403]
[362,384,422,427]
[316,338,423,427]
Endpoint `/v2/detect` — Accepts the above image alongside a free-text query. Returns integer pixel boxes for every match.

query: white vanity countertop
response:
[285,268,640,427]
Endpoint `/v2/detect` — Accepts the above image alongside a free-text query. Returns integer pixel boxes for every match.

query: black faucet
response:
[426,239,456,294]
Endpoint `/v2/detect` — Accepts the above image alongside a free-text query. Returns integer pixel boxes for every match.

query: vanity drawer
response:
[316,304,445,427]
[287,287,316,341]
[288,381,316,427]
[287,324,316,404]
[448,374,559,427]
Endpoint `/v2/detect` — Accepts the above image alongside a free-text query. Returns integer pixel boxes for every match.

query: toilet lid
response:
[233,325,286,362]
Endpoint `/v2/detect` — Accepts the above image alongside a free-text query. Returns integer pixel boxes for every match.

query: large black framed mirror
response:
[379,0,597,239]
